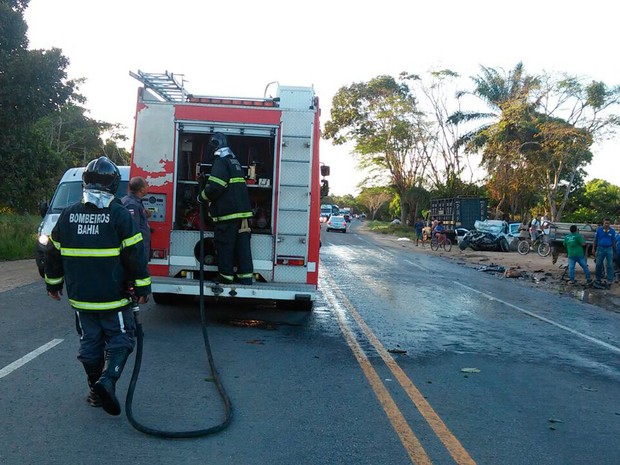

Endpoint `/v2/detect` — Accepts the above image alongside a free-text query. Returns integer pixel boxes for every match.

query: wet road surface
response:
[1,221,619,464]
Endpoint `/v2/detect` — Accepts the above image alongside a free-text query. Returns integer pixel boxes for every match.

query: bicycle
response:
[430,233,452,252]
[517,235,551,257]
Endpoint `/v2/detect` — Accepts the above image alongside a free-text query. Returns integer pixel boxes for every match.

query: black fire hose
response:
[124,190,233,438]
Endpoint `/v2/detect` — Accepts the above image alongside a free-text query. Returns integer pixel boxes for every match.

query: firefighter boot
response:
[93,348,131,416]
[83,360,104,407]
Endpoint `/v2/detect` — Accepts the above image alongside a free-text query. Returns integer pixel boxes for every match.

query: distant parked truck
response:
[429,197,488,233]
[548,222,597,263]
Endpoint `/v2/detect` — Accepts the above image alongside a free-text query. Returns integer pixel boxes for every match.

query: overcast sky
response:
[25,0,620,195]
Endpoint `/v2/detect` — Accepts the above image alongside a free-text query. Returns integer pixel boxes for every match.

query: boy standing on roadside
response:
[414,217,424,246]
[563,225,592,286]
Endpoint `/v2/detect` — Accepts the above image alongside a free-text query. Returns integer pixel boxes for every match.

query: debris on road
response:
[460,368,481,373]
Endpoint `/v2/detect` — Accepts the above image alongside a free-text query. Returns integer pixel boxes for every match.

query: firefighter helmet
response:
[83,156,121,194]
[208,133,228,151]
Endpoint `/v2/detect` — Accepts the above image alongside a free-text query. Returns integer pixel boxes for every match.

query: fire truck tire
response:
[152,293,176,305]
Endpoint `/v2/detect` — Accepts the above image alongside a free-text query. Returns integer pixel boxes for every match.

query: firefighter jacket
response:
[44,197,151,311]
[199,148,253,222]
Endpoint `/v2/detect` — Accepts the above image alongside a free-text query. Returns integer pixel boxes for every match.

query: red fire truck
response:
[129,71,327,310]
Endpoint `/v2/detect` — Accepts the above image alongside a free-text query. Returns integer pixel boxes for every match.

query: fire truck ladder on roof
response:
[129,70,189,102]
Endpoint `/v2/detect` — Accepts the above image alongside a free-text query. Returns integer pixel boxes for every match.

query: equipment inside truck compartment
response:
[175,131,276,234]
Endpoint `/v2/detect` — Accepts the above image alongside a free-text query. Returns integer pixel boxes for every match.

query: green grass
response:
[366,220,417,240]
[0,214,40,260]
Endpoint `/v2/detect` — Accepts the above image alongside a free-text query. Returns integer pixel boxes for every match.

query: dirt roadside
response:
[356,225,620,313]
[0,259,42,293]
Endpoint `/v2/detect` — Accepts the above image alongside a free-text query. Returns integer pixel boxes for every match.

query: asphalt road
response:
[1,221,619,465]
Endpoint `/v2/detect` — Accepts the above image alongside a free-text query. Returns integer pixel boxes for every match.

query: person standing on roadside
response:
[414,217,424,246]
[122,176,152,263]
[529,215,541,242]
[563,225,593,286]
[518,218,530,241]
[44,156,151,416]
[593,218,616,287]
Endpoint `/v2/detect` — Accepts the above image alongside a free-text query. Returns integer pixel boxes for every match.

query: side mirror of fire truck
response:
[320,179,329,198]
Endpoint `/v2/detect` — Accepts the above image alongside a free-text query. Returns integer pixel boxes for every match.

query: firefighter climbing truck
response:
[129,71,327,309]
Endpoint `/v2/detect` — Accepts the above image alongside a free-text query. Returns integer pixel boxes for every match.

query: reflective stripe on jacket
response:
[44,198,151,311]
[200,152,252,222]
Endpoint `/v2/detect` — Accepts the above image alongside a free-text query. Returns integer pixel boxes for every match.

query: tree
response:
[562,179,620,223]
[356,187,392,220]
[449,63,542,219]
[451,63,620,221]
[0,0,77,211]
[323,75,424,223]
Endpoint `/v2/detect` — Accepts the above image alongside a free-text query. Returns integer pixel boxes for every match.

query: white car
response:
[326,215,348,233]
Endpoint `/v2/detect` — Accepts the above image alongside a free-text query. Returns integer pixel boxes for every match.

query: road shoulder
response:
[0,259,41,293]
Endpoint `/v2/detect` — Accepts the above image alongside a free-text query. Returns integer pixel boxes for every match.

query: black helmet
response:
[208,133,228,151]
[83,156,121,194]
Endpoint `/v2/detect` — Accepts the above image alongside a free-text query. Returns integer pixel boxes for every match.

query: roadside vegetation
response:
[365,220,417,240]
[0,214,40,261]
[3,3,620,258]
[323,68,620,226]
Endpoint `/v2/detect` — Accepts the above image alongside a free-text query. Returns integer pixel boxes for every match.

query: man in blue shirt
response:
[593,218,616,286]
[414,217,424,246]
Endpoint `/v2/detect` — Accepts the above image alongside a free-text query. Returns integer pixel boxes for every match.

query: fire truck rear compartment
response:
[173,131,277,283]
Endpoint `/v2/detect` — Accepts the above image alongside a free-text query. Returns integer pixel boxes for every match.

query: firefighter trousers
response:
[214,219,253,284]
[75,307,136,366]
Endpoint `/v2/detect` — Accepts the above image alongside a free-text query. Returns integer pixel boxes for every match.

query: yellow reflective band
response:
[209,176,227,187]
[69,298,130,311]
[122,232,143,249]
[236,273,253,278]
[135,277,151,287]
[122,233,142,248]
[51,238,61,250]
[61,247,120,257]
[212,211,253,222]
[200,191,208,201]
[219,273,234,281]
[45,275,64,285]
[229,177,246,183]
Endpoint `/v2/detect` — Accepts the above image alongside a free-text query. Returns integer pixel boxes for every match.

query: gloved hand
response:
[47,289,63,301]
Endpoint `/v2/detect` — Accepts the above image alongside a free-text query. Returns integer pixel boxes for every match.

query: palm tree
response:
[448,63,541,218]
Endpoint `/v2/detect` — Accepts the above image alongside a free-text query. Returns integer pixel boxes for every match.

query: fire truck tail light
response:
[152,249,167,259]
[276,256,305,266]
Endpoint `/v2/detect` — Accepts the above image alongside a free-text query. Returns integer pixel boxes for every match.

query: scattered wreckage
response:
[458,220,513,252]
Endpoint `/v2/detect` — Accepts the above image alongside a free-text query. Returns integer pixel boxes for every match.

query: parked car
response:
[35,166,130,277]
[326,215,348,233]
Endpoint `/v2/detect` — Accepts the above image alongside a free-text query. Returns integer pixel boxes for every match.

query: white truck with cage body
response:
[129,71,327,309]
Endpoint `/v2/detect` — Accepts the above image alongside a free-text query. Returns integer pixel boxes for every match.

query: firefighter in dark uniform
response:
[44,156,151,416]
[198,133,254,284]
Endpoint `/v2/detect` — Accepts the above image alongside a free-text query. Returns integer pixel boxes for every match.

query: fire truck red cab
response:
[129,71,323,309]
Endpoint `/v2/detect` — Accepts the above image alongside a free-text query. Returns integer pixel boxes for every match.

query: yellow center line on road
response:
[322,268,477,465]
[322,277,432,465]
